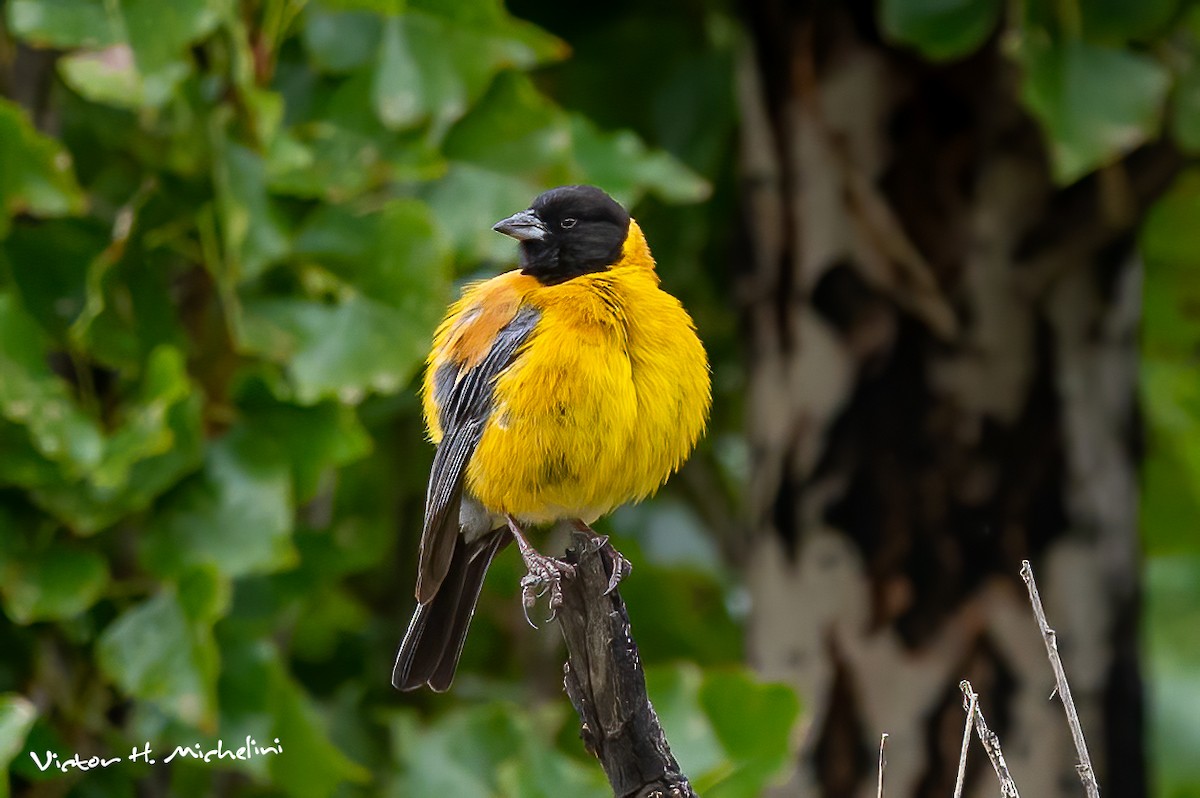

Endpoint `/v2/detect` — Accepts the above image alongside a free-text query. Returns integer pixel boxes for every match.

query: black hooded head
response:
[492,185,631,285]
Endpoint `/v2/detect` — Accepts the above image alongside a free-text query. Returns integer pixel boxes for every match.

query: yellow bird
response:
[392,185,710,691]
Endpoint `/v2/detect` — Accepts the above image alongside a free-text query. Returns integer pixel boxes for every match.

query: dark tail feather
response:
[392,528,509,691]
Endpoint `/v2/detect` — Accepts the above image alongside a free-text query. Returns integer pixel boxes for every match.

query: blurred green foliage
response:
[3,0,1200,796]
[0,0,790,795]
[1141,168,1200,798]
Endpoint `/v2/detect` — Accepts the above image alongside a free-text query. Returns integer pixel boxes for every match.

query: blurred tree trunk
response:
[735,3,1176,797]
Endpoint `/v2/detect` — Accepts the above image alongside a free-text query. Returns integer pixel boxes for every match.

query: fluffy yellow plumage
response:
[422,221,710,523]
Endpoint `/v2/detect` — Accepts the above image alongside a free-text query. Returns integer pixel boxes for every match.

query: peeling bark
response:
[736,3,1174,796]
[558,532,696,798]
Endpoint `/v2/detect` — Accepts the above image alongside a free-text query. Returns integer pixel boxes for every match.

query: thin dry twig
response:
[1021,560,1101,798]
[953,686,978,798]
[877,732,888,798]
[959,680,1020,798]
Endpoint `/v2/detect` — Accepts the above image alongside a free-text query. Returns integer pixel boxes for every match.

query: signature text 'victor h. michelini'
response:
[29,737,284,773]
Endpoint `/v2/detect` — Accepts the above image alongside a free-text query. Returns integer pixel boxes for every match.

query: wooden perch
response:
[555,530,697,798]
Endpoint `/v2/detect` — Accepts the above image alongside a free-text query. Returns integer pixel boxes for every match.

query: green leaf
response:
[0,544,108,623]
[287,585,370,660]
[216,640,282,782]
[390,709,506,795]
[69,245,192,373]
[646,665,801,798]
[240,294,438,404]
[1147,557,1200,795]
[117,0,221,75]
[11,0,221,68]
[423,163,543,262]
[645,665,727,781]
[293,198,450,308]
[269,676,370,796]
[1139,171,1200,554]
[0,293,105,476]
[1080,0,1177,42]
[2,219,106,338]
[369,0,566,132]
[617,540,742,665]
[700,672,801,772]
[441,70,572,175]
[385,703,605,798]
[569,114,710,205]
[219,639,368,792]
[880,0,1002,61]
[495,740,608,798]
[266,120,444,201]
[5,344,204,534]
[0,421,59,488]
[1170,63,1200,154]
[177,565,231,625]
[93,346,194,489]
[15,0,221,108]
[6,0,121,49]
[429,73,706,264]
[314,0,405,12]
[1141,169,1200,271]
[240,198,449,403]
[0,694,37,798]
[213,140,291,286]
[301,7,382,74]
[59,46,190,110]
[237,395,372,502]
[288,440,409,577]
[0,99,85,237]
[97,590,217,726]
[442,71,707,206]
[141,425,297,579]
[1020,39,1170,184]
[372,15,427,130]
[1141,364,1200,555]
[31,396,203,535]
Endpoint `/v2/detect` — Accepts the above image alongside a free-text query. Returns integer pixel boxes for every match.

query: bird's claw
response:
[589,535,632,595]
[519,554,575,627]
[520,585,538,629]
[569,520,631,594]
[603,550,633,595]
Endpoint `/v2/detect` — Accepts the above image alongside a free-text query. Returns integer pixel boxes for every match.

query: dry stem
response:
[877,733,888,798]
[959,680,1020,797]
[1020,560,1101,798]
[953,686,978,798]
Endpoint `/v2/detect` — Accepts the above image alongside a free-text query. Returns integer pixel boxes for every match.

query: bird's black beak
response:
[492,209,549,242]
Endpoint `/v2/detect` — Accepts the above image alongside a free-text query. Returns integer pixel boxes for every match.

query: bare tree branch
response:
[954,686,978,798]
[959,680,1020,798]
[1020,560,1102,798]
[557,531,696,798]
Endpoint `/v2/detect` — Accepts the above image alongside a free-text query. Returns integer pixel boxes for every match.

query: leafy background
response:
[0,0,1196,797]
[0,0,785,796]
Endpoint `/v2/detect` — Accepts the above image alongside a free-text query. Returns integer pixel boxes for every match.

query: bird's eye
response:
[560,218,577,229]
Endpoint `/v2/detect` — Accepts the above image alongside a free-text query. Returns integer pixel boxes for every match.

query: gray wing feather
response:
[415,305,539,603]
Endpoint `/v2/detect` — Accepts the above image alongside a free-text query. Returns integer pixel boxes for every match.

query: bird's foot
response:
[571,520,632,595]
[508,515,575,626]
[518,554,575,626]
